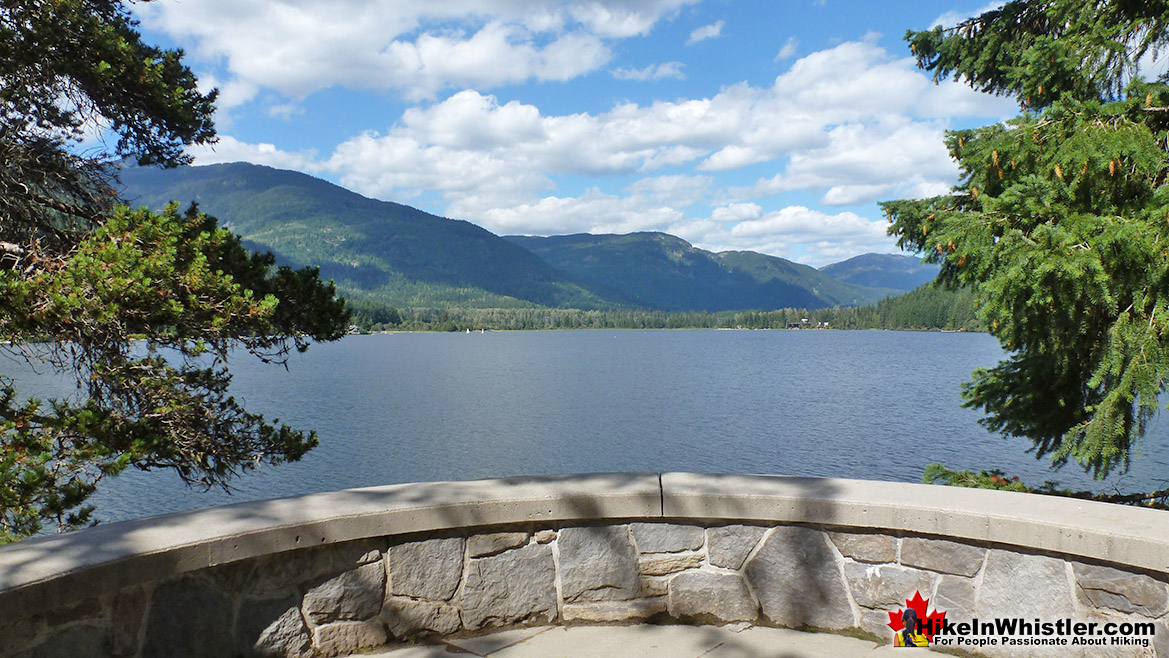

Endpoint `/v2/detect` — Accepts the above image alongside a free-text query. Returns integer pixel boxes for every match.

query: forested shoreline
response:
[348,283,981,333]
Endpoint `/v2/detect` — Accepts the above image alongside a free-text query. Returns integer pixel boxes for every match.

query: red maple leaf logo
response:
[887,590,946,641]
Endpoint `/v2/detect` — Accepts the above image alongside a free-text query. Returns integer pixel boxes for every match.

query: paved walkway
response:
[355,624,936,658]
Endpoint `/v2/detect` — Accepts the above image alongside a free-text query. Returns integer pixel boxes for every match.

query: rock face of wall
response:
[4,473,1169,658]
[6,521,1168,658]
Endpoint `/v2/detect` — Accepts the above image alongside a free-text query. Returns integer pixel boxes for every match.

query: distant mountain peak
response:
[818,253,938,293]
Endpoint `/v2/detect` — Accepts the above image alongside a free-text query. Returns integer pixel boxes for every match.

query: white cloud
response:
[711,202,763,222]
[183,36,1014,265]
[268,103,303,120]
[686,20,724,45]
[624,175,713,205]
[733,119,963,206]
[136,0,698,101]
[612,62,687,81]
[931,3,1004,29]
[189,136,321,172]
[665,205,897,265]
[475,189,687,236]
[775,37,799,61]
[726,205,893,262]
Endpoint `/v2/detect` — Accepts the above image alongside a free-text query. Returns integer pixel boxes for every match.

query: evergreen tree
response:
[884,1,1169,477]
[0,0,348,540]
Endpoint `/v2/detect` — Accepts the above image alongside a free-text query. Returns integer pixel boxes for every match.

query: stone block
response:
[230,541,381,598]
[24,625,106,658]
[707,525,767,570]
[631,523,704,553]
[468,532,530,558]
[46,597,103,627]
[827,531,897,564]
[534,529,557,544]
[744,526,853,630]
[561,598,667,622]
[381,596,461,639]
[461,542,557,629]
[558,526,640,603]
[844,563,933,610]
[900,538,985,577]
[311,620,387,657]
[303,562,385,624]
[110,586,150,657]
[237,597,313,658]
[386,537,463,601]
[858,607,897,640]
[977,550,1074,626]
[0,617,41,657]
[667,570,758,622]
[1153,620,1169,658]
[640,575,670,597]
[142,579,234,658]
[1072,562,1169,617]
[933,574,976,623]
[638,551,704,576]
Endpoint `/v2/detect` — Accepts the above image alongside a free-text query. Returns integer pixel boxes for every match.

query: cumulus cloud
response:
[189,136,321,172]
[931,3,1003,29]
[135,0,698,101]
[475,189,687,236]
[686,20,724,45]
[612,62,687,81]
[666,205,896,265]
[187,36,1014,264]
[727,205,893,262]
[736,120,961,205]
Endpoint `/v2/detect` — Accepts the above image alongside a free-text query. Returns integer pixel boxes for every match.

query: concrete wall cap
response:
[660,472,1169,572]
[3,472,1169,621]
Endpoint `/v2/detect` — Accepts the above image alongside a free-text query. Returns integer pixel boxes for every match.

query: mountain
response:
[119,161,904,313]
[118,163,613,309]
[505,233,888,312]
[818,253,938,292]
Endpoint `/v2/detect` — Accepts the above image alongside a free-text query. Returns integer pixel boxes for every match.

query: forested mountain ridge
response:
[818,253,939,292]
[119,161,921,313]
[505,233,888,312]
[118,163,614,309]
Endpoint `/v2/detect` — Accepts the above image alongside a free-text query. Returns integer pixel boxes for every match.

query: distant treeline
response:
[347,283,982,333]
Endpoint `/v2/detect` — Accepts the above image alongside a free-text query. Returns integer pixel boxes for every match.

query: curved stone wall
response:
[1,473,1167,657]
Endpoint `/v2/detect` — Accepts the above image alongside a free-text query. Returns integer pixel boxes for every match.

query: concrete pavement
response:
[354,624,937,658]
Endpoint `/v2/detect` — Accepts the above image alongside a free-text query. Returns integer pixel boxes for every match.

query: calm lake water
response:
[10,330,1169,523]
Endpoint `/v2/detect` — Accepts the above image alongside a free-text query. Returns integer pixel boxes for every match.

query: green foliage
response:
[349,281,978,333]
[922,463,1169,509]
[887,1,1169,478]
[0,1,347,540]
[922,463,1032,493]
[907,1,1169,108]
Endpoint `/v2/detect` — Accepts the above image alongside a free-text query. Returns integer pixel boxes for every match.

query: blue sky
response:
[132,0,1016,266]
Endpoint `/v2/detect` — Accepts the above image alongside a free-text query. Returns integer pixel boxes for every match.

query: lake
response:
[10,330,1169,523]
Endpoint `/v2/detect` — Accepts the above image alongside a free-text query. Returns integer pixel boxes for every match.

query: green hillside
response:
[118,163,614,309]
[818,253,939,292]
[119,162,908,314]
[506,233,887,312]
